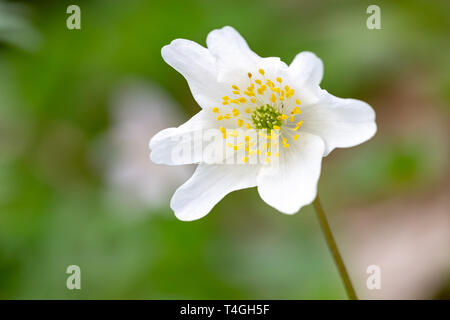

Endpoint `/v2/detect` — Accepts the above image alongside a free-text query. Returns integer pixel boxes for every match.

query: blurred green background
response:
[0,0,449,299]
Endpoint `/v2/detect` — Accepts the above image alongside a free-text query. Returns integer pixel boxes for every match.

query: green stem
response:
[313,196,358,300]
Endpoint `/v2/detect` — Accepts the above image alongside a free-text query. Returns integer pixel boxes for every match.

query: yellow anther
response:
[237,119,243,127]
[257,88,264,95]
[266,79,274,87]
[270,94,276,103]
[273,125,281,130]
[294,134,299,141]
[281,114,289,120]
[290,115,295,122]
[220,126,226,139]
[222,101,229,105]
[216,115,223,121]
[248,72,252,78]
[232,108,240,116]
[283,144,290,148]
[256,149,261,155]
[259,69,265,76]
[230,130,238,137]
[222,96,230,100]
[266,151,271,156]
[255,79,262,85]
[276,77,282,83]
[288,89,295,97]
[284,85,290,91]
[224,114,231,119]
[293,120,303,131]
[232,90,240,95]
[291,107,301,115]
[232,85,239,90]
[245,136,250,142]
[279,96,285,101]
[274,152,280,157]
[250,98,256,103]
[245,108,251,113]
[282,137,287,144]
[296,99,301,105]
[212,107,220,113]
[243,156,249,163]
[238,97,246,103]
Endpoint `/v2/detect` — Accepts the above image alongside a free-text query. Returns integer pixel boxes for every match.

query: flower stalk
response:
[313,196,358,300]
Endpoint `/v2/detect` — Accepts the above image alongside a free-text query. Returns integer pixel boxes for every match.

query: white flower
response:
[150,26,376,221]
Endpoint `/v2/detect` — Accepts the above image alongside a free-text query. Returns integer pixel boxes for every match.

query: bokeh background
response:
[0,0,449,299]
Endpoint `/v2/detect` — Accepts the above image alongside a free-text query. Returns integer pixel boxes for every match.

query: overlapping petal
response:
[171,163,259,221]
[257,132,325,214]
[299,92,377,156]
[161,39,228,109]
[149,110,213,165]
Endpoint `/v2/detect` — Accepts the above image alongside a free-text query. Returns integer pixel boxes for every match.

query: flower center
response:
[251,105,282,130]
[210,69,304,164]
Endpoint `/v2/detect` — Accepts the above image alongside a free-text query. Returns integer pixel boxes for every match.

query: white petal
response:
[300,92,377,156]
[206,26,288,85]
[257,132,325,214]
[288,52,324,103]
[289,51,324,87]
[149,110,213,165]
[206,26,260,72]
[171,164,259,221]
[161,39,228,108]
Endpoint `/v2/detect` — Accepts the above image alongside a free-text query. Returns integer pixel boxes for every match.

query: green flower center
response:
[251,105,282,130]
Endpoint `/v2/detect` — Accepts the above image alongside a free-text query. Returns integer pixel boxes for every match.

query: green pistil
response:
[251,105,282,130]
